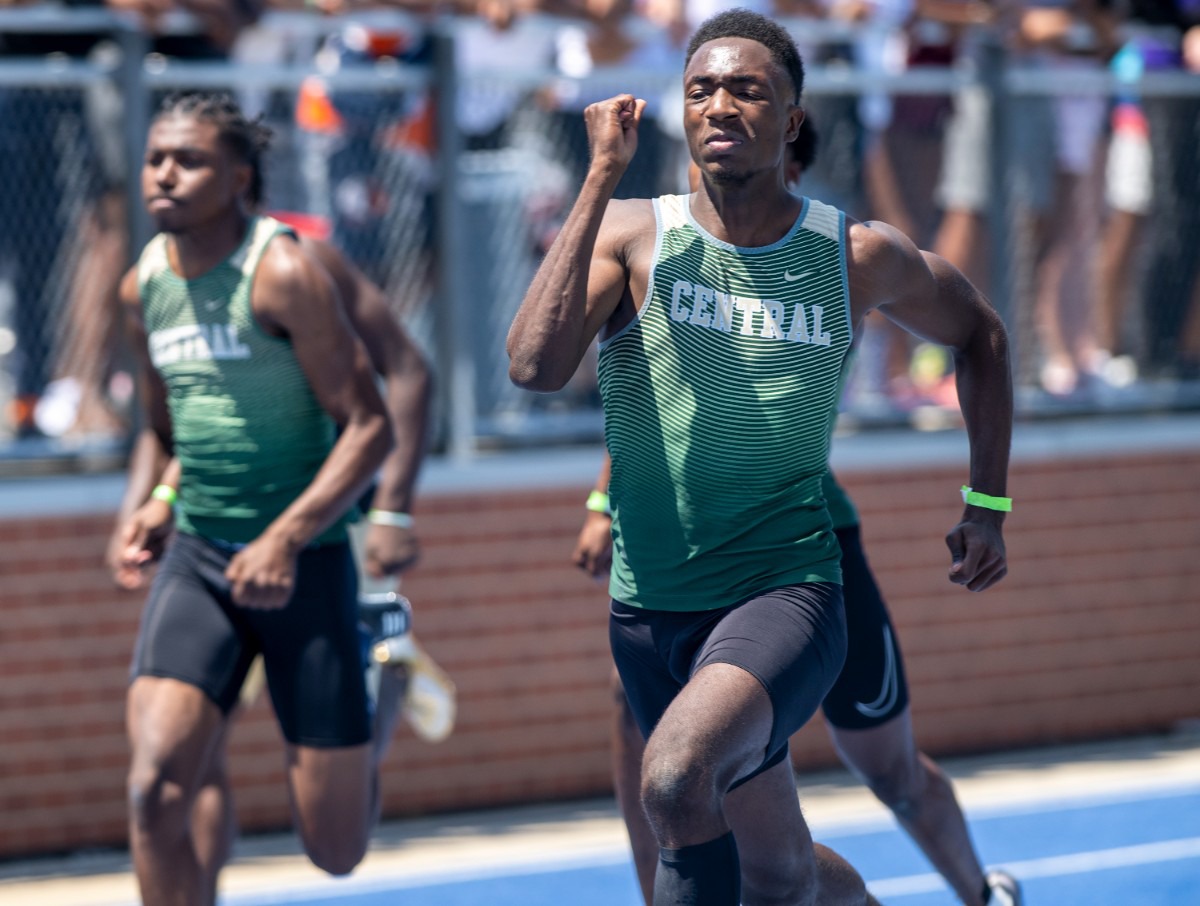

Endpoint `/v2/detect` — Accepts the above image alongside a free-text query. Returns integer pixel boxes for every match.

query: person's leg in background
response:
[1030,86,1108,397]
[822,524,1020,906]
[48,185,130,441]
[44,63,132,441]
[933,83,992,296]
[1089,99,1151,387]
[1140,94,1200,378]
[0,88,63,438]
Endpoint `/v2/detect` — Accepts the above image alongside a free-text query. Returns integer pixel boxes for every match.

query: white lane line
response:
[869,837,1200,898]
[812,782,1200,840]
[222,846,634,904]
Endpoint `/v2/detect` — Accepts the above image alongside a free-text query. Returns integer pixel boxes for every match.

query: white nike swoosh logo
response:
[203,299,223,312]
[783,269,815,282]
[855,625,900,718]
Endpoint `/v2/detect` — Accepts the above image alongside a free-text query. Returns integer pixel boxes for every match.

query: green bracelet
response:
[151,484,177,506]
[586,490,611,515]
[961,486,1012,512]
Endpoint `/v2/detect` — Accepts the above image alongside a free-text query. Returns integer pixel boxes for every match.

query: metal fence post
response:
[981,35,1014,340]
[431,21,476,461]
[115,22,151,265]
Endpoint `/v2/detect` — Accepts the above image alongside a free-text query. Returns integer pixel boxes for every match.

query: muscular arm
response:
[119,266,174,467]
[849,221,1012,590]
[109,266,176,585]
[115,429,170,537]
[250,238,393,554]
[304,238,431,516]
[507,94,649,392]
[572,452,613,580]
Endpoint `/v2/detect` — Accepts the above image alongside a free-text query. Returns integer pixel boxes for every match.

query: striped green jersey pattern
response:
[138,215,346,545]
[598,195,853,611]
[823,471,859,531]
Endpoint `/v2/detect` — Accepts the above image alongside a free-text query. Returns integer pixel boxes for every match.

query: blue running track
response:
[222,784,1200,905]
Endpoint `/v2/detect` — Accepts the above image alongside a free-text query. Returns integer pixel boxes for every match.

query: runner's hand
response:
[584,94,647,178]
[226,534,298,609]
[112,499,175,590]
[945,516,1007,592]
[572,511,613,582]
[364,522,419,578]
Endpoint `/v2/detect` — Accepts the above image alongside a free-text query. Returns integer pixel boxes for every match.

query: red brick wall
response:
[2,446,1199,858]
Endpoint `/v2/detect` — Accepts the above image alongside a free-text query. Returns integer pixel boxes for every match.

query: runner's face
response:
[684,38,800,187]
[142,116,249,233]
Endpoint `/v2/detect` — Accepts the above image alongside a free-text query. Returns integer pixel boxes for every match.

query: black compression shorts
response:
[820,524,911,729]
[610,582,847,787]
[130,532,371,747]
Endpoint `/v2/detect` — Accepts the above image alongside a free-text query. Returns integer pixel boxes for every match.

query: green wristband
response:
[586,490,611,516]
[151,484,177,506]
[961,486,1012,512]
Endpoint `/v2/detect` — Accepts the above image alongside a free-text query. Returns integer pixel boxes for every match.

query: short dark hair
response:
[790,116,818,172]
[154,91,272,206]
[684,9,805,103]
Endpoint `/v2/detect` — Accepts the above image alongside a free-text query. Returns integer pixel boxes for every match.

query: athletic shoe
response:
[359,591,416,662]
[238,654,267,708]
[397,638,457,743]
[985,869,1023,906]
[359,591,457,743]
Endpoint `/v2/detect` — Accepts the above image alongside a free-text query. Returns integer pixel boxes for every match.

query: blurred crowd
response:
[1,0,1199,447]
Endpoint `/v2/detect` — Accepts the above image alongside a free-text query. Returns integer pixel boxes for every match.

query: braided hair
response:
[154,91,272,206]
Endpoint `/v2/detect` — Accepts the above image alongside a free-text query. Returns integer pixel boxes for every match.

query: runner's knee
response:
[289,743,375,875]
[127,759,193,838]
[641,742,723,829]
[301,828,369,877]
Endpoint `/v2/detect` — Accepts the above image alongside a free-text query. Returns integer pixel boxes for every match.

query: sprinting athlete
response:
[573,118,1022,906]
[578,467,1021,906]
[115,90,395,906]
[509,10,1012,905]
[112,216,457,896]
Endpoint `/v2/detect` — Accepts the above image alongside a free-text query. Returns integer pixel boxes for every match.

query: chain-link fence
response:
[2,11,1198,466]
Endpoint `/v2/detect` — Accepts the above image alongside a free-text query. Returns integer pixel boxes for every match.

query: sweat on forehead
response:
[689,39,777,77]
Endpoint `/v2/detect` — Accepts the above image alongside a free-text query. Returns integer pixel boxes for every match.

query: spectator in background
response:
[285,1,437,291]
[0,0,261,442]
[0,0,115,439]
[282,0,580,310]
[546,0,682,200]
[922,0,1117,399]
[925,0,997,294]
[1095,0,1200,384]
[1016,0,1116,398]
[833,0,961,415]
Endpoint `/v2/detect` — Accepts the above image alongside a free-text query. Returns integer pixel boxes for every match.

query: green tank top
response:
[824,345,861,531]
[138,215,347,545]
[823,471,859,531]
[598,195,853,611]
